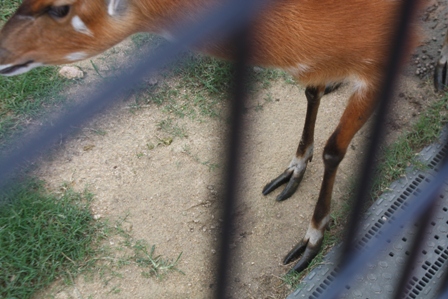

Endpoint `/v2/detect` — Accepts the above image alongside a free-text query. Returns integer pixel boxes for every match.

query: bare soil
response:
[33,2,447,298]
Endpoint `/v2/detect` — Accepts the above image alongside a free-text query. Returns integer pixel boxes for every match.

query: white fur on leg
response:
[304,215,330,246]
[288,145,313,178]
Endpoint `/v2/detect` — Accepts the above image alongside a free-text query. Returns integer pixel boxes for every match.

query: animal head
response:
[0,0,144,76]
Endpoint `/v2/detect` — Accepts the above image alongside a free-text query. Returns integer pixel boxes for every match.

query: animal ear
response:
[105,0,127,17]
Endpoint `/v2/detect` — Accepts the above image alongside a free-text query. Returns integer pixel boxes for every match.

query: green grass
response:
[0,179,102,299]
[0,0,21,22]
[130,53,285,120]
[131,240,183,279]
[0,181,183,298]
[0,68,69,142]
[371,94,448,197]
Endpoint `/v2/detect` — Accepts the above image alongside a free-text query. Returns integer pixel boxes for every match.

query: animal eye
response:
[47,5,70,19]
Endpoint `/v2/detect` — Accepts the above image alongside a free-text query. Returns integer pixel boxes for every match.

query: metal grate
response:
[289,127,448,299]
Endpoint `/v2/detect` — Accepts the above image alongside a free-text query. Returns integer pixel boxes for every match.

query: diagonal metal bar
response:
[437,283,448,299]
[0,0,268,191]
[392,198,438,299]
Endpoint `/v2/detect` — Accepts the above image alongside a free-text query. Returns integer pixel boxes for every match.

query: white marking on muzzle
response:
[0,62,43,76]
[65,52,88,61]
[71,16,93,36]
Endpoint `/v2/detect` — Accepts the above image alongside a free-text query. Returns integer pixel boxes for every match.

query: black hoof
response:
[262,170,292,196]
[275,170,305,201]
[434,62,447,91]
[262,167,306,201]
[284,238,323,274]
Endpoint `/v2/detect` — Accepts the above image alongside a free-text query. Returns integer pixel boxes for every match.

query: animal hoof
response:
[262,170,292,196]
[276,170,305,201]
[262,163,307,201]
[284,237,323,274]
[434,61,447,91]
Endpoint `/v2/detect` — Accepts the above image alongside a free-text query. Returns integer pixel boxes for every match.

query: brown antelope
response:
[435,30,448,91]
[0,0,422,273]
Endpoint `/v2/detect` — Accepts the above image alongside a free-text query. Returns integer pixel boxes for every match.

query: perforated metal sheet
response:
[288,127,448,299]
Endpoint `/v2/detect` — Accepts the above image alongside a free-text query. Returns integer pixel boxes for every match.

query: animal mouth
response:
[0,60,34,75]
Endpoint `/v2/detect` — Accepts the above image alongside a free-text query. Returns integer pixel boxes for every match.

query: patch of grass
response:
[0,0,21,23]
[0,60,69,143]
[131,240,183,279]
[0,181,183,298]
[182,144,220,171]
[96,216,183,282]
[0,179,103,299]
[157,118,188,138]
[130,52,287,119]
[130,33,163,50]
[372,94,448,197]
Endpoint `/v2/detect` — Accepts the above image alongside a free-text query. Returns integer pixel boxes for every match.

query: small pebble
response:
[58,66,84,79]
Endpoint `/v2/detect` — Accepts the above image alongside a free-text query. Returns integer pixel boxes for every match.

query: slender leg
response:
[262,83,340,201]
[283,87,378,273]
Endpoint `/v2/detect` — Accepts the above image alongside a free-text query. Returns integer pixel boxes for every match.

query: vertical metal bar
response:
[214,21,251,299]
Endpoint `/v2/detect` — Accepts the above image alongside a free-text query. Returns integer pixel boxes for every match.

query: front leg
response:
[262,85,325,201]
[263,83,341,201]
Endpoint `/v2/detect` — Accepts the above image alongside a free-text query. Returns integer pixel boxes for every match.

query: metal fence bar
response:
[214,27,251,299]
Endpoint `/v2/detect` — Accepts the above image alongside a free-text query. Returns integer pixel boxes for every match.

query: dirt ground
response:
[32,2,447,299]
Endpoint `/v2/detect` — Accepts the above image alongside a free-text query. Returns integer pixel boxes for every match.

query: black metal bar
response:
[214,27,251,299]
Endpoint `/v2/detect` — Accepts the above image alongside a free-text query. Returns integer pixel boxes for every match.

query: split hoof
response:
[262,168,306,201]
[284,237,323,274]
